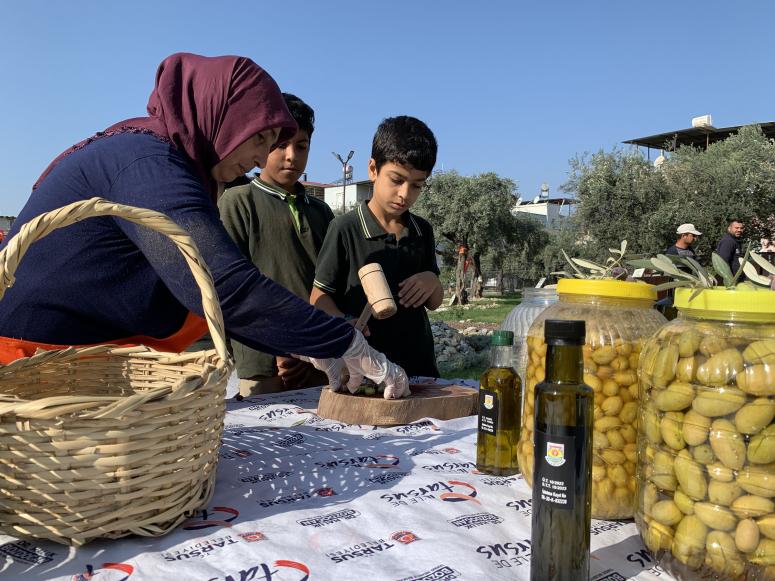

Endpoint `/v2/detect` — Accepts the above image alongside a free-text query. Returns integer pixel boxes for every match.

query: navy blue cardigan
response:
[0,133,353,359]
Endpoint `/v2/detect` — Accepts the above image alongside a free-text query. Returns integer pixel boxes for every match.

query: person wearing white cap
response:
[665,223,702,258]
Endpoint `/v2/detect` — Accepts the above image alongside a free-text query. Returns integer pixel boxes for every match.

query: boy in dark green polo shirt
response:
[219,93,332,395]
[311,116,443,378]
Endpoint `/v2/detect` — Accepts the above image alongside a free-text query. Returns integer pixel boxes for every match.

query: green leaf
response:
[711,252,735,287]
[732,243,752,286]
[689,287,706,302]
[571,257,606,272]
[650,255,697,281]
[750,251,775,276]
[683,256,714,288]
[654,281,693,292]
[627,259,655,269]
[561,249,585,277]
[743,262,772,285]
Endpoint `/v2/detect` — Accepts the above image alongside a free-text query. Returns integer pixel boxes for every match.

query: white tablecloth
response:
[1,378,672,580]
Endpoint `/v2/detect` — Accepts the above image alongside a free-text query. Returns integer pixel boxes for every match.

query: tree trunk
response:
[454,245,467,305]
[470,252,483,299]
[495,270,504,295]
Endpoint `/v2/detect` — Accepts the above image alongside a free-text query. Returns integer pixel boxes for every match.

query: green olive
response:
[709,419,746,471]
[675,449,707,501]
[735,398,775,435]
[749,425,775,465]
[696,348,744,386]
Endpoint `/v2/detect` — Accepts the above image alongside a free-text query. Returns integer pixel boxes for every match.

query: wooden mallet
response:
[354,263,397,331]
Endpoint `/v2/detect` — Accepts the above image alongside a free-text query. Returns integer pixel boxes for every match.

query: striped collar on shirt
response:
[251,175,309,203]
[356,200,423,240]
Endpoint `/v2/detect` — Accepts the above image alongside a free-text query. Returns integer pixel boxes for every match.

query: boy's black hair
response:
[371,116,437,173]
[727,217,743,225]
[282,93,315,137]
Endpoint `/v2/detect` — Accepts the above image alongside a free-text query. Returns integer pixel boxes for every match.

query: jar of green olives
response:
[636,286,775,580]
[517,278,666,519]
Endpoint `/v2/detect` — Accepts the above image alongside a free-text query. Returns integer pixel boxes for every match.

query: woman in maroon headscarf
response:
[0,53,409,398]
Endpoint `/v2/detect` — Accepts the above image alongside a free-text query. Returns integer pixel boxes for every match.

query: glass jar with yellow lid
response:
[516,278,667,519]
[636,286,775,580]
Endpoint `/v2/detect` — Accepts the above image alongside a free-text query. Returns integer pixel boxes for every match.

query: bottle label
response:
[535,428,579,511]
[478,389,499,434]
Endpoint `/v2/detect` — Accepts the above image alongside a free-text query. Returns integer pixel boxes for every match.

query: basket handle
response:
[0,197,230,362]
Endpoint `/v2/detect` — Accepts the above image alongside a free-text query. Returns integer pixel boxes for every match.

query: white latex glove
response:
[300,356,347,392]
[297,331,411,399]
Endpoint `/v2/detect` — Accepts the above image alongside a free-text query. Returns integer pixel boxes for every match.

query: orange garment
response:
[0,312,208,365]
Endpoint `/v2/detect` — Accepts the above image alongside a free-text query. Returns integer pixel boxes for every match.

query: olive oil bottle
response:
[530,320,593,581]
[476,330,521,476]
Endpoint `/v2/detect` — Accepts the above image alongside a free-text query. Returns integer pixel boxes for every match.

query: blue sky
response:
[1,1,774,214]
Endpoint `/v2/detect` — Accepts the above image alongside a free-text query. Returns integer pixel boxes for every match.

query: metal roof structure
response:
[624,121,775,151]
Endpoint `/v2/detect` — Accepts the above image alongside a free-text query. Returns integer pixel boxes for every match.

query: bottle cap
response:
[544,319,585,345]
[490,330,514,346]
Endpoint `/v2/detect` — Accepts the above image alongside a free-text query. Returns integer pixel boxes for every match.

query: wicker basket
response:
[0,198,233,545]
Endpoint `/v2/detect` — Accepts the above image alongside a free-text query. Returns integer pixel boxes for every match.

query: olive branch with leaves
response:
[627,243,775,300]
[553,240,638,280]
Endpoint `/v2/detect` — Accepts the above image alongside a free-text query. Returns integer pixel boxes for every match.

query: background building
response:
[323,179,374,213]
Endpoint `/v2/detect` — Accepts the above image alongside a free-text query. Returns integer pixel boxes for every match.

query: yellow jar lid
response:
[557,278,657,300]
[675,287,775,320]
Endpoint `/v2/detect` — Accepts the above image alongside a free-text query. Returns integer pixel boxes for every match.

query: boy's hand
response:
[276,356,315,388]
[398,271,439,308]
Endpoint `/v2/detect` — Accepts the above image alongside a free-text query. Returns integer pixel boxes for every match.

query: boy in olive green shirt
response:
[219,94,332,395]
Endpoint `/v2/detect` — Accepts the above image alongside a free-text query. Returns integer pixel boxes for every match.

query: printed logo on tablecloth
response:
[394,565,461,581]
[408,447,461,457]
[326,531,420,563]
[591,572,627,581]
[208,560,310,581]
[479,475,520,486]
[253,406,303,422]
[622,547,665,577]
[162,535,241,560]
[220,448,254,460]
[0,540,57,565]
[239,531,268,543]
[226,426,279,437]
[505,498,532,517]
[369,471,410,485]
[257,487,337,508]
[274,433,305,448]
[591,520,628,536]
[448,513,504,529]
[315,454,400,470]
[380,480,479,506]
[393,420,440,435]
[240,470,294,484]
[422,462,476,474]
[391,530,420,544]
[475,538,532,571]
[297,508,362,528]
[70,563,133,581]
[182,506,239,530]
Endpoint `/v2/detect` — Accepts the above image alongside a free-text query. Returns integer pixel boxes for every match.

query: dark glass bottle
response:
[476,330,521,476]
[530,320,593,581]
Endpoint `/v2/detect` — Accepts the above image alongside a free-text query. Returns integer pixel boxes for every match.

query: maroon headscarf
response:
[34,53,297,197]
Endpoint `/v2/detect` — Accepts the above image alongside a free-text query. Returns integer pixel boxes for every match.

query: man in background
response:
[665,223,701,259]
[716,218,745,273]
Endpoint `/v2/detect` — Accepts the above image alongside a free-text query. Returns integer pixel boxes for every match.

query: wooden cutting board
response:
[316,383,478,426]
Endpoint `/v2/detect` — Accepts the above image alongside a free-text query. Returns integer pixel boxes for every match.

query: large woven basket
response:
[0,198,233,545]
